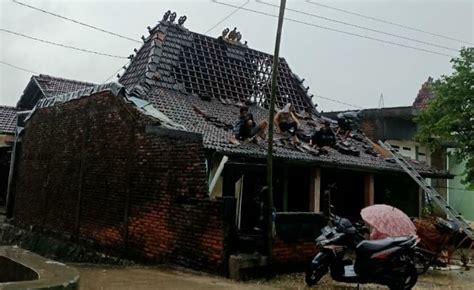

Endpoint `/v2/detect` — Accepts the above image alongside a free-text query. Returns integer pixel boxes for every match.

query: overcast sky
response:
[1,0,472,111]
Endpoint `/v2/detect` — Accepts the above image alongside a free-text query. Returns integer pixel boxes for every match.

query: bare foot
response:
[229,136,240,145]
[293,135,300,143]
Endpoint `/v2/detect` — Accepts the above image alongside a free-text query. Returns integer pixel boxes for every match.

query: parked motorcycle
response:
[305,212,419,289]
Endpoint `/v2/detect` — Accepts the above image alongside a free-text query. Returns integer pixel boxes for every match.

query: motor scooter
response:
[306,211,419,289]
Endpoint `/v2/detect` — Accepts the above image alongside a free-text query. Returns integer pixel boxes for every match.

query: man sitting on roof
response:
[230,106,268,144]
[335,110,362,138]
[274,103,301,141]
[310,120,336,148]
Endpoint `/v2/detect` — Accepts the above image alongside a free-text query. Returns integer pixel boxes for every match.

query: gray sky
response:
[1,0,472,111]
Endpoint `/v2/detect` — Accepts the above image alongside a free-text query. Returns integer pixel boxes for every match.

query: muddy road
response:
[76,264,474,289]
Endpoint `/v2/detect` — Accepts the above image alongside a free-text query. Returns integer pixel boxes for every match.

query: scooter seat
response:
[356,236,413,254]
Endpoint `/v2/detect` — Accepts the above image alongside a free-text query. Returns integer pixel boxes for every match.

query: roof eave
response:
[209,148,451,179]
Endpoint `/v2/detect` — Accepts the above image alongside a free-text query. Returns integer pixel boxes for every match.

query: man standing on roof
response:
[230,106,268,144]
[274,103,301,141]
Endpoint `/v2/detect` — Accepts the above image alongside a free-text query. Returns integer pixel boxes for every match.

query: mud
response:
[75,264,474,289]
[75,265,274,290]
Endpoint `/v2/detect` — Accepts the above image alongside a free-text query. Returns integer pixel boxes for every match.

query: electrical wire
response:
[305,0,473,46]
[0,28,128,59]
[257,0,459,52]
[438,186,473,192]
[0,60,40,74]
[312,94,363,109]
[211,1,455,58]
[102,61,130,84]
[205,0,250,35]
[11,0,141,44]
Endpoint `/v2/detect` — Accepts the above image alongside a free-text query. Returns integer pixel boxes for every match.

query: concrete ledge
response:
[0,246,79,290]
[228,254,268,280]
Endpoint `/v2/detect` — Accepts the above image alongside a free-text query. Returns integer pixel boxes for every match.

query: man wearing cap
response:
[335,110,363,138]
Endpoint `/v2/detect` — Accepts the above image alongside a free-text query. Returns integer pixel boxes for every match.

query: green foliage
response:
[415,47,474,188]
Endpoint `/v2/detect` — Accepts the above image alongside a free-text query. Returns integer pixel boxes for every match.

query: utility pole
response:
[266,0,286,277]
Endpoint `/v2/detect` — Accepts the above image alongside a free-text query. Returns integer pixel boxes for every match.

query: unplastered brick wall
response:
[12,91,231,274]
[273,238,317,266]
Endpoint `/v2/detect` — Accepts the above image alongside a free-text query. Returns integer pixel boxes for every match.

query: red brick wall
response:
[273,238,317,266]
[12,91,231,274]
[360,118,377,140]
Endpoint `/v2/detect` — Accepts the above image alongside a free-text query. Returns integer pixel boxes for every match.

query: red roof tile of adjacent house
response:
[413,77,434,109]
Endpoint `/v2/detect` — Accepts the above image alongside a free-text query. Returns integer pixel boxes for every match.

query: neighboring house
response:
[8,14,449,275]
[0,105,17,206]
[324,77,473,221]
[0,75,96,208]
[17,74,96,110]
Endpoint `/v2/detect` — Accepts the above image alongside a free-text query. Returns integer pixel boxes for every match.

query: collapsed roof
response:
[112,12,444,177]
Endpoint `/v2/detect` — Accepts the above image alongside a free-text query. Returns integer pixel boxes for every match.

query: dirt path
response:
[75,264,474,290]
[76,265,274,290]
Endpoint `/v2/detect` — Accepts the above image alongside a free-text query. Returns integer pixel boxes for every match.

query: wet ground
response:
[75,265,274,290]
[75,264,474,289]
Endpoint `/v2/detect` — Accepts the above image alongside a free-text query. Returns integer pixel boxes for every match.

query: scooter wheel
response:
[305,263,328,286]
[388,262,418,290]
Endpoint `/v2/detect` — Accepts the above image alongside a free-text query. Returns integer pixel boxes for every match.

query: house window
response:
[403,147,411,151]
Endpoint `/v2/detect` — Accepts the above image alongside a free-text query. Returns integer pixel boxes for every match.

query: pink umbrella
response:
[361,204,416,240]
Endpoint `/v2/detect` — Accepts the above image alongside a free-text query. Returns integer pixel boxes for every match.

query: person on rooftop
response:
[273,103,301,141]
[335,110,363,138]
[230,106,268,145]
[311,120,336,148]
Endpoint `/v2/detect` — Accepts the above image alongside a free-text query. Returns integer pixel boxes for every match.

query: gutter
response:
[5,111,30,218]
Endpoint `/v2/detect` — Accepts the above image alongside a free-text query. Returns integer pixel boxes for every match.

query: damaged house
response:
[8,13,449,275]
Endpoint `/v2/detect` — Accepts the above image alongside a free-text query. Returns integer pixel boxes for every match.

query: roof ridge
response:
[119,13,317,115]
[35,74,96,86]
[0,105,17,109]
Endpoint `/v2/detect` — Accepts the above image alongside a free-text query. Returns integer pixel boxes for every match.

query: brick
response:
[12,91,230,274]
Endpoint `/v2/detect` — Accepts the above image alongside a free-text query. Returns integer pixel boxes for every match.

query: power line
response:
[102,61,130,84]
[0,60,40,74]
[312,94,363,109]
[305,0,473,46]
[211,1,455,58]
[438,186,473,192]
[11,0,141,44]
[0,28,128,59]
[257,0,459,52]
[205,0,250,35]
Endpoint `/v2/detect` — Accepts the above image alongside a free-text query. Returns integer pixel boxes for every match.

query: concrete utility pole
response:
[266,0,286,275]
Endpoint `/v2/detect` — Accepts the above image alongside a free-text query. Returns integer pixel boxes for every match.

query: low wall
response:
[273,212,327,267]
[0,246,79,290]
[12,92,232,274]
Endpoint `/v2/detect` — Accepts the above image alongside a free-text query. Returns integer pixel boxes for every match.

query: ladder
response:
[378,140,474,240]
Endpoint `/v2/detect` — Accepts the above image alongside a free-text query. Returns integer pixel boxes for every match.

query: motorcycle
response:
[305,212,419,289]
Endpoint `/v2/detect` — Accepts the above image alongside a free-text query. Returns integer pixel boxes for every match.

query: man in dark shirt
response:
[230,106,268,144]
[336,110,363,138]
[311,120,336,148]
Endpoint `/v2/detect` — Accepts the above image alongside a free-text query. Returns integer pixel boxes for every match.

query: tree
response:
[415,47,474,189]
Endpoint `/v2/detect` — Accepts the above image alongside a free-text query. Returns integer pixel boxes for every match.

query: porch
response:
[207,154,424,274]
